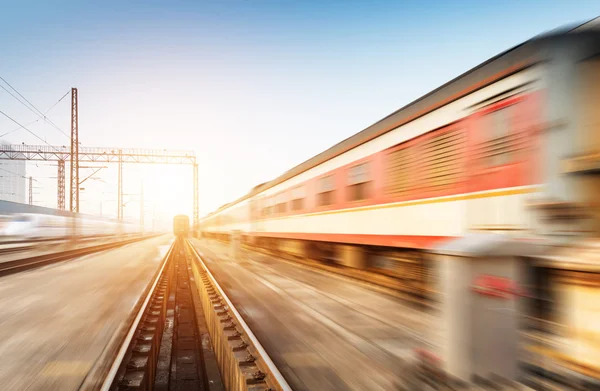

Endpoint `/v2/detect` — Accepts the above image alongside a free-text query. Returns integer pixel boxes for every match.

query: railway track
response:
[0,234,131,255]
[0,244,37,255]
[197,239,600,391]
[7,233,583,390]
[95,238,290,391]
[0,234,159,277]
[227,242,434,309]
[0,233,124,246]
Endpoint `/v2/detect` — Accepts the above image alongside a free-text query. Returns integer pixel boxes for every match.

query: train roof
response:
[203,18,600,219]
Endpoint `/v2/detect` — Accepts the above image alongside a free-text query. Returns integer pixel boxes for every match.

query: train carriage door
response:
[471,91,542,190]
[574,55,600,234]
[577,55,600,156]
[255,195,266,234]
[471,99,519,191]
[249,198,258,244]
[467,92,540,232]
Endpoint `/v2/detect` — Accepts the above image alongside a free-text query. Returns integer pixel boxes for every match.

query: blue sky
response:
[0,0,598,222]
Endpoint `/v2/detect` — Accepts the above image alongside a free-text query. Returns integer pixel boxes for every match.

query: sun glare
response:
[142,165,193,221]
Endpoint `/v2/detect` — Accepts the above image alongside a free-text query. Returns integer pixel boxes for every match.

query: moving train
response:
[199,20,600,384]
[200,21,600,266]
[0,213,137,239]
[173,214,190,237]
[200,19,600,389]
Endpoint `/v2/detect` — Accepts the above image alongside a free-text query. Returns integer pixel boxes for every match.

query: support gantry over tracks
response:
[0,143,199,231]
[0,87,199,231]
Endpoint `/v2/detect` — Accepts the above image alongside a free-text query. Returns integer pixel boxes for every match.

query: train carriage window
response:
[222,212,231,225]
[250,198,260,219]
[385,146,415,197]
[233,206,239,224]
[482,106,515,166]
[291,186,306,211]
[275,192,287,213]
[230,206,238,224]
[317,175,335,206]
[421,128,466,192]
[347,162,370,201]
[262,196,276,216]
[12,215,33,222]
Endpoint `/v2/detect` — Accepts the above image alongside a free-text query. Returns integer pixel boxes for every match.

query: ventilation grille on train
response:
[384,128,466,197]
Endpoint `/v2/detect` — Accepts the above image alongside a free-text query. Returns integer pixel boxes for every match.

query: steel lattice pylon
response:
[0,136,197,222]
[57,160,65,210]
[28,176,32,205]
[70,88,79,213]
[193,162,198,235]
[0,144,198,223]
[140,180,144,232]
[0,87,199,223]
[117,149,123,221]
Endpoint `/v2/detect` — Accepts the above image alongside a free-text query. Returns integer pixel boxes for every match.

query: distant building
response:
[0,143,26,203]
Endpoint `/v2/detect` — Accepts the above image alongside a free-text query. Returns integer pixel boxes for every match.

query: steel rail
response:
[187,241,293,391]
[97,239,175,391]
[0,233,136,246]
[0,245,37,254]
[0,234,159,277]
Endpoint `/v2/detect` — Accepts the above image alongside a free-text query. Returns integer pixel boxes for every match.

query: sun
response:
[141,165,194,221]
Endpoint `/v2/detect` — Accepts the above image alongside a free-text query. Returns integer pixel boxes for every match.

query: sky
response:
[0,0,598,226]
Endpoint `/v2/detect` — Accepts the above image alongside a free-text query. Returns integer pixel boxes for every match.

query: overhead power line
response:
[0,166,37,181]
[0,108,62,153]
[44,90,70,115]
[0,76,47,118]
[0,118,40,139]
[0,76,71,140]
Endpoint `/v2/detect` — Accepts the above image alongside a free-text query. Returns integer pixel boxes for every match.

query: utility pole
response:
[69,88,79,243]
[57,160,65,209]
[28,176,32,205]
[70,87,79,213]
[152,204,157,232]
[193,162,198,237]
[117,149,123,221]
[140,180,144,233]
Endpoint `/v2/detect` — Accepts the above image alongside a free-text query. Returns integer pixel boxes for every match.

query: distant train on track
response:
[0,213,137,239]
[173,215,190,237]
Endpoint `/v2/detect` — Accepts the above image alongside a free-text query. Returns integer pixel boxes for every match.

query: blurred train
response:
[200,22,600,265]
[199,20,600,385]
[173,215,190,237]
[0,213,138,239]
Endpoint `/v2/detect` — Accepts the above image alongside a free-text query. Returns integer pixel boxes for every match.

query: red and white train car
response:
[200,22,600,275]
